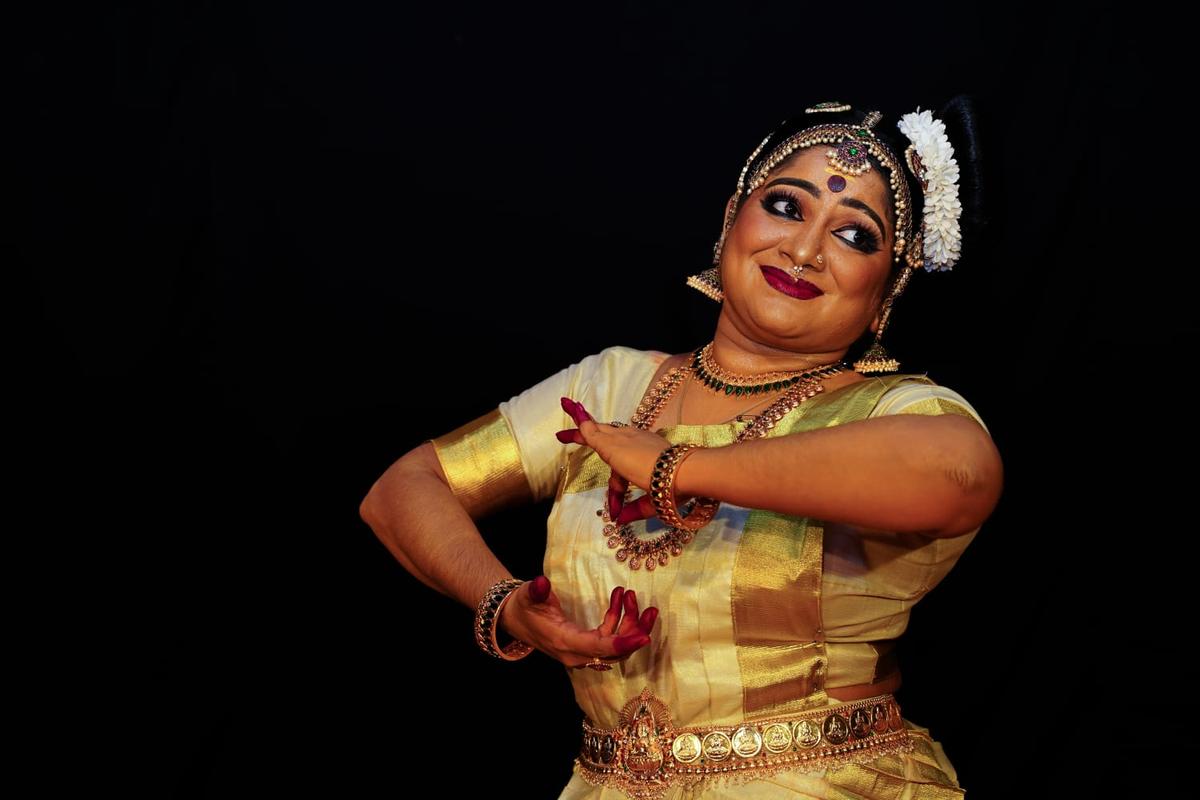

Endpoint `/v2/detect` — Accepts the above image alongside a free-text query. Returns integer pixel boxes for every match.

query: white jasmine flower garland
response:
[897,108,963,271]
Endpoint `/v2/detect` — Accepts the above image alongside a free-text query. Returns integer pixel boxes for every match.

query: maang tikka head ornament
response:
[687,101,963,374]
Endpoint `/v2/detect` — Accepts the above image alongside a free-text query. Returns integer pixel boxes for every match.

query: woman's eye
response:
[761,190,803,220]
[768,198,800,218]
[837,226,880,253]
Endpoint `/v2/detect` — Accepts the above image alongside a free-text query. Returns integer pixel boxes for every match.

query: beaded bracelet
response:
[649,443,720,533]
[474,577,535,661]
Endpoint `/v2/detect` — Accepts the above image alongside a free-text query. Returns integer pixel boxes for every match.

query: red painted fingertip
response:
[608,490,622,519]
[616,503,643,525]
[556,430,575,443]
[640,606,659,631]
[562,397,588,426]
[575,401,594,421]
[528,575,551,603]
[609,586,624,613]
[614,633,651,655]
[624,589,637,611]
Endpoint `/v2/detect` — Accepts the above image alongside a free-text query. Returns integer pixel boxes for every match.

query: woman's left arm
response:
[675,414,1003,539]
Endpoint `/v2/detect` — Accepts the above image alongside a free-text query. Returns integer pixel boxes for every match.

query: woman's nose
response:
[780,238,825,272]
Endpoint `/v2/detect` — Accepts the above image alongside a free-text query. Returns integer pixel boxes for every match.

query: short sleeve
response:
[495,349,612,502]
[868,379,990,435]
[496,344,672,501]
[427,347,614,515]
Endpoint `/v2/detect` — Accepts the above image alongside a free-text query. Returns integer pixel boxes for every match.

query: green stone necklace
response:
[691,342,849,396]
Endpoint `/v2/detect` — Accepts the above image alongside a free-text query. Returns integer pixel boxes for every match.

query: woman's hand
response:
[556,396,688,525]
[499,576,658,669]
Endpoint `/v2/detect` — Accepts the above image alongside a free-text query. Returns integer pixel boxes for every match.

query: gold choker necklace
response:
[693,342,849,396]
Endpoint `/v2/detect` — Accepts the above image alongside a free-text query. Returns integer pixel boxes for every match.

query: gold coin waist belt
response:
[574,687,915,799]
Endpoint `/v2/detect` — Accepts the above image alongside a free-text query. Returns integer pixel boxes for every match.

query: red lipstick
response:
[759,265,823,299]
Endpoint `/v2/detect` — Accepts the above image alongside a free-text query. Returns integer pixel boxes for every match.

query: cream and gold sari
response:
[431,346,990,799]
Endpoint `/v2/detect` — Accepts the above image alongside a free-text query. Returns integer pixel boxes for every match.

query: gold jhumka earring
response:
[685,265,724,303]
[854,262,916,374]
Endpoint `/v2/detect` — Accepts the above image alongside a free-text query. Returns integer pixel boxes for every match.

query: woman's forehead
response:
[764,147,894,232]
[771,147,888,197]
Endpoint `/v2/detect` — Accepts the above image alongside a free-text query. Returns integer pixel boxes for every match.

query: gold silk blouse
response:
[429,346,990,799]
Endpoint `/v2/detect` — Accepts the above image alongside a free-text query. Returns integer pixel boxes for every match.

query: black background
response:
[15,2,1190,797]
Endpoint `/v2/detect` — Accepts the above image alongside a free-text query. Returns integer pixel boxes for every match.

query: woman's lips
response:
[759,265,823,299]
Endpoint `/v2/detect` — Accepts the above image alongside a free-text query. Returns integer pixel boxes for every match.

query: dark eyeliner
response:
[762,188,881,254]
[762,189,803,220]
[846,224,881,253]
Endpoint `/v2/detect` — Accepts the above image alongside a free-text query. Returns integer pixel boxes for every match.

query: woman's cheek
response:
[833,264,878,295]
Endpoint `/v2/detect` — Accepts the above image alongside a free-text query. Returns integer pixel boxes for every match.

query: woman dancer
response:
[361,98,1003,798]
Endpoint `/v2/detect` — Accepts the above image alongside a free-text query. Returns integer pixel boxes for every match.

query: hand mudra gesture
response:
[500,576,658,670]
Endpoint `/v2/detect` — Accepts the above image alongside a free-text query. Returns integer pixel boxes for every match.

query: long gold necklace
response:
[596,345,850,571]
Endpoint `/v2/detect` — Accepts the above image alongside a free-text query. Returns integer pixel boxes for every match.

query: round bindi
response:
[827,174,847,193]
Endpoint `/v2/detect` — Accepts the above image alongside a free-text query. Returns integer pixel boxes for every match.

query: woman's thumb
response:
[528,575,551,603]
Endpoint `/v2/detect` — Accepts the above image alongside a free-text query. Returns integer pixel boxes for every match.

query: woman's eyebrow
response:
[762,176,888,238]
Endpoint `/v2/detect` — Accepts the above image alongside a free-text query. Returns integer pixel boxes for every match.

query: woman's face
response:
[718,145,897,356]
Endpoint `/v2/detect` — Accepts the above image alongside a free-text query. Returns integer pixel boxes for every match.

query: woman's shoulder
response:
[867,372,988,432]
[588,345,683,379]
[567,346,683,422]
[653,348,692,372]
[571,345,683,389]
[594,344,682,363]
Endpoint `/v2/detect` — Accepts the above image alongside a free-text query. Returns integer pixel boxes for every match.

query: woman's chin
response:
[738,305,816,339]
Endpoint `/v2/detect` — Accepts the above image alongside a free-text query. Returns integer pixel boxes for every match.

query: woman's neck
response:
[710,318,850,376]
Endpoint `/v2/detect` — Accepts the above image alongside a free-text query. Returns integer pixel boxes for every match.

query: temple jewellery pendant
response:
[597,499,697,572]
[595,349,847,571]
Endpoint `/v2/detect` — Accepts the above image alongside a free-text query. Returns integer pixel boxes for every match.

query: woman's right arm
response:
[358,438,519,610]
[358,433,658,666]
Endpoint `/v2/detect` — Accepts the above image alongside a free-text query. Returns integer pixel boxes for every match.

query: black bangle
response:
[473,578,534,661]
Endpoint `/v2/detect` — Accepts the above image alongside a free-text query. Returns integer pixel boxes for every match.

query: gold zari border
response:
[428,408,532,519]
[890,396,981,424]
[732,374,932,715]
[574,687,914,800]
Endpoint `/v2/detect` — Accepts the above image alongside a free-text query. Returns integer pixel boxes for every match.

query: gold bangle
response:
[474,578,534,661]
[649,443,719,533]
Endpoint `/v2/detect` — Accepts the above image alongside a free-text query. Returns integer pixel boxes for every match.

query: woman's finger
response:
[560,397,582,426]
[607,470,628,520]
[573,399,595,422]
[561,396,594,426]
[617,594,658,637]
[638,605,659,634]
[528,575,551,603]
[615,589,644,637]
[611,632,650,656]
[558,591,659,667]
[615,493,658,525]
[566,630,651,668]
[597,586,625,637]
[556,428,585,445]
[565,625,647,669]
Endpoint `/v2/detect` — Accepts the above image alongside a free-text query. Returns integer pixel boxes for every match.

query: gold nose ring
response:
[793,254,823,279]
